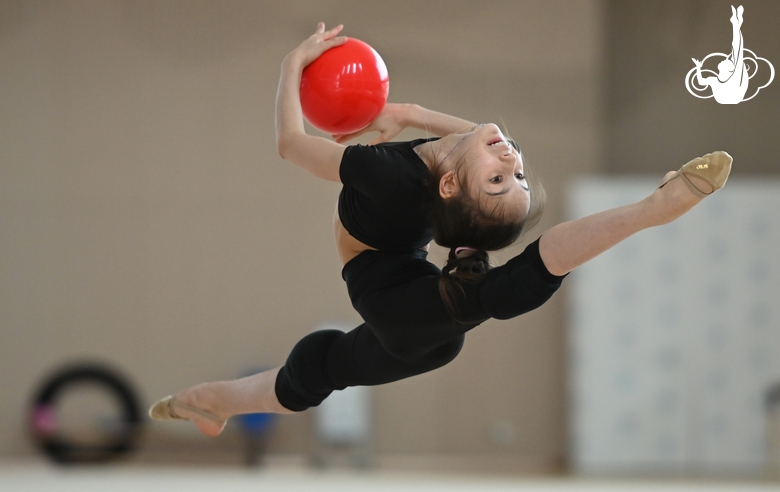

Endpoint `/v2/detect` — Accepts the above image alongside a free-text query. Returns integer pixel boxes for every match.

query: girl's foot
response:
[149,367,294,437]
[648,151,732,225]
[170,383,227,437]
[149,383,228,437]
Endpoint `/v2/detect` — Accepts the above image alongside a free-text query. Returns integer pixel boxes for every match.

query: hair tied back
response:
[454,246,477,257]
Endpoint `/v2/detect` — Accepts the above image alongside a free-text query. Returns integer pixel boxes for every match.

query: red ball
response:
[300,38,389,134]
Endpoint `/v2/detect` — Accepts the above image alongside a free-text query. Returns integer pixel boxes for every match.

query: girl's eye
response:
[515,173,525,180]
[490,176,502,183]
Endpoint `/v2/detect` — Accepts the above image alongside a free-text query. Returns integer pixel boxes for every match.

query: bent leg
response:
[157,325,464,435]
[327,324,464,388]
[276,324,464,411]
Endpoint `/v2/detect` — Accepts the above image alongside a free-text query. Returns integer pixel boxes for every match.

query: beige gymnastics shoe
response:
[659,151,733,198]
[148,395,222,423]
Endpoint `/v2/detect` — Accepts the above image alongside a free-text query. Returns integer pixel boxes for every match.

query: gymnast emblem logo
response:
[685,5,774,104]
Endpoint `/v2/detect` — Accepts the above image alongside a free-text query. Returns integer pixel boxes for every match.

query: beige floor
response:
[1,461,779,492]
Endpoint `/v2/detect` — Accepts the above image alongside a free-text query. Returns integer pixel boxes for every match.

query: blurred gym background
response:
[1,0,779,488]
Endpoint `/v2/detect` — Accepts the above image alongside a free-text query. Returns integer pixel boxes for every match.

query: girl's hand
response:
[285,23,347,69]
[332,103,410,145]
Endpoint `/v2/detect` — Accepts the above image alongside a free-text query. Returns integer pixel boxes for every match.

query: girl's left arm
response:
[276,23,347,183]
[333,103,477,144]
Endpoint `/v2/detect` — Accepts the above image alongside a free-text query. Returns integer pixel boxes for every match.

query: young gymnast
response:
[150,24,732,436]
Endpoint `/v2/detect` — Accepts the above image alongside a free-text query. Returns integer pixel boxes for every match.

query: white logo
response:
[685,5,774,104]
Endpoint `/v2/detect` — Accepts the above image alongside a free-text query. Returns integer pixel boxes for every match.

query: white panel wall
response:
[568,178,780,474]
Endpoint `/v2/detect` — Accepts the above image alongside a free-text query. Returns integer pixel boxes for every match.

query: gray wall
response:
[605,0,780,175]
[0,0,602,470]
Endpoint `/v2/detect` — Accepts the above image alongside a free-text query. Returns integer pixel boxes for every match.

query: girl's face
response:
[443,124,531,219]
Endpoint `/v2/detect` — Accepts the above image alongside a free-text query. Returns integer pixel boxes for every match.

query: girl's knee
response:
[275,329,346,412]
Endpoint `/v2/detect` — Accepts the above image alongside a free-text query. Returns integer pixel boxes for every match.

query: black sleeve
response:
[339,143,402,201]
[478,238,567,320]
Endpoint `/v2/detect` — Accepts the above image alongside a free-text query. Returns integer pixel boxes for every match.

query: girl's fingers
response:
[313,23,343,40]
[323,24,344,40]
[329,36,348,47]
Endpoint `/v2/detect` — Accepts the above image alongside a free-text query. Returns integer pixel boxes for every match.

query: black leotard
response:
[338,138,437,251]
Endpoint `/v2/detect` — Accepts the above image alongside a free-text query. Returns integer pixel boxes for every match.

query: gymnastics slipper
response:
[148,395,222,423]
[658,151,732,198]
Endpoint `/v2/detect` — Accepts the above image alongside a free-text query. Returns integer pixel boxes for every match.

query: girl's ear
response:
[438,170,459,199]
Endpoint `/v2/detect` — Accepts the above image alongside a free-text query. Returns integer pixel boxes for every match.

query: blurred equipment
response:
[306,323,372,469]
[766,382,780,479]
[300,38,389,134]
[29,361,143,464]
[313,386,372,469]
[237,411,276,466]
[237,368,278,467]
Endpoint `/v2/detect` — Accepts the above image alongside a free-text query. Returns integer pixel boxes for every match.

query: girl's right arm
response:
[276,23,348,183]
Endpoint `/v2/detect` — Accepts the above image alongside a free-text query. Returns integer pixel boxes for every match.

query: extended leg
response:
[539,156,729,276]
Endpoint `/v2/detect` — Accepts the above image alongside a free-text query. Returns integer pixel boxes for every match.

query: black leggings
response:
[275,238,565,411]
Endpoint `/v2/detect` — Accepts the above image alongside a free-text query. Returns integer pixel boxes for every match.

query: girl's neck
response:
[414,134,463,173]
